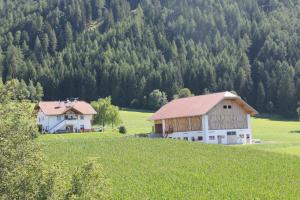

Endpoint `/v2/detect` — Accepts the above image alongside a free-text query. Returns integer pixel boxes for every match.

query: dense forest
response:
[0,0,300,116]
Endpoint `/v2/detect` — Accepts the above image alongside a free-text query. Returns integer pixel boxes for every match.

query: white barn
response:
[35,100,97,133]
[150,91,258,145]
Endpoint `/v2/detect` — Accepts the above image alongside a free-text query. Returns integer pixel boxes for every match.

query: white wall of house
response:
[160,113,252,145]
[37,110,93,133]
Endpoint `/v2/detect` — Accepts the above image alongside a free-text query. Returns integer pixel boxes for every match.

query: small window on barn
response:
[209,136,215,140]
[184,137,188,141]
[198,136,203,141]
[223,105,227,109]
[191,137,195,141]
[246,134,250,139]
[228,105,232,109]
[227,131,237,136]
[239,134,244,138]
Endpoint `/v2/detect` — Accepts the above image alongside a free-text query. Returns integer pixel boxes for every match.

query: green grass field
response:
[38,111,300,199]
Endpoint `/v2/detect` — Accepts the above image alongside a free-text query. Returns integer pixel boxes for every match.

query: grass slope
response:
[38,110,300,199]
[249,117,300,155]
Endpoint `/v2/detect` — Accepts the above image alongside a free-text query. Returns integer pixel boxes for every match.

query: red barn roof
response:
[150,91,257,121]
[37,101,97,115]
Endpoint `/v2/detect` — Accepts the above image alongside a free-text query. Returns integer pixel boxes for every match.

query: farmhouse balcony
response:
[64,116,78,120]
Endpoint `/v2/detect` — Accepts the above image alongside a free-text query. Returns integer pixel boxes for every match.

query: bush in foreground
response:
[119,126,127,134]
[0,85,111,200]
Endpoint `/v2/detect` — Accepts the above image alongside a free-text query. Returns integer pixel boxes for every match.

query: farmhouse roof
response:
[150,91,258,121]
[37,101,97,115]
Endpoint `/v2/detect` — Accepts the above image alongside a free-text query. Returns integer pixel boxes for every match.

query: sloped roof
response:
[37,101,97,115]
[150,91,257,121]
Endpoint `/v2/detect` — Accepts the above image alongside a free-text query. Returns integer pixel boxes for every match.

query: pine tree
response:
[256,82,265,112]
[35,82,44,101]
[28,80,37,102]
[49,30,57,55]
[41,33,49,54]
[34,36,42,61]
[277,65,296,117]
[64,22,73,44]
[17,80,30,100]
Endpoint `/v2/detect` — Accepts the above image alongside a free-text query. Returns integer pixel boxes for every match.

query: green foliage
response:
[118,125,127,134]
[0,79,44,102]
[173,88,194,99]
[147,89,168,110]
[92,97,122,129]
[297,107,300,120]
[1,0,300,116]
[0,85,111,199]
[256,82,266,112]
[65,162,111,200]
[0,101,41,199]
[266,101,274,114]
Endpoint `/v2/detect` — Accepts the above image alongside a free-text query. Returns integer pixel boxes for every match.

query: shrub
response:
[119,126,127,134]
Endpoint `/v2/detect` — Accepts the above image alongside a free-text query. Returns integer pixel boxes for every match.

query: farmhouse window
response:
[223,105,227,109]
[239,134,244,138]
[209,136,215,140]
[191,137,195,141]
[184,137,188,141]
[246,134,250,139]
[80,115,84,120]
[228,105,232,109]
[198,136,203,141]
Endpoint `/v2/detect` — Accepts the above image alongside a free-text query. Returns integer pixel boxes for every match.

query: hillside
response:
[1,0,300,116]
[38,110,300,199]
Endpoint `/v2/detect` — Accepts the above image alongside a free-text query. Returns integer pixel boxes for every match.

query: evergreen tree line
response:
[0,79,44,102]
[0,0,300,116]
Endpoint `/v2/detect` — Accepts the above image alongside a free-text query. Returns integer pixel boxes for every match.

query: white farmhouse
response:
[150,91,258,145]
[35,100,97,133]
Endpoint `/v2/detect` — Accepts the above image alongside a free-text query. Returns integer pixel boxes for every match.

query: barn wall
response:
[208,99,248,130]
[165,116,202,133]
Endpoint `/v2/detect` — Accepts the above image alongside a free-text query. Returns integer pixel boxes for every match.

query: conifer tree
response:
[256,82,266,112]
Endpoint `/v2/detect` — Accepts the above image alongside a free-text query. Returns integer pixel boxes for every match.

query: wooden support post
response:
[162,120,166,137]
[247,114,251,130]
[202,115,209,142]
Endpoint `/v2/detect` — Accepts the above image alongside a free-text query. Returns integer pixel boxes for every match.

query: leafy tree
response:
[148,89,168,110]
[174,88,194,99]
[65,162,111,200]
[17,79,30,100]
[91,97,122,130]
[0,84,111,199]
[107,105,122,128]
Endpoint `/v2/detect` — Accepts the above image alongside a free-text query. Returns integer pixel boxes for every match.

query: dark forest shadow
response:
[254,114,299,122]
[120,107,154,113]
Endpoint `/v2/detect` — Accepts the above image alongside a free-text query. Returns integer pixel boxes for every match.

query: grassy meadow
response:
[37,110,300,199]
